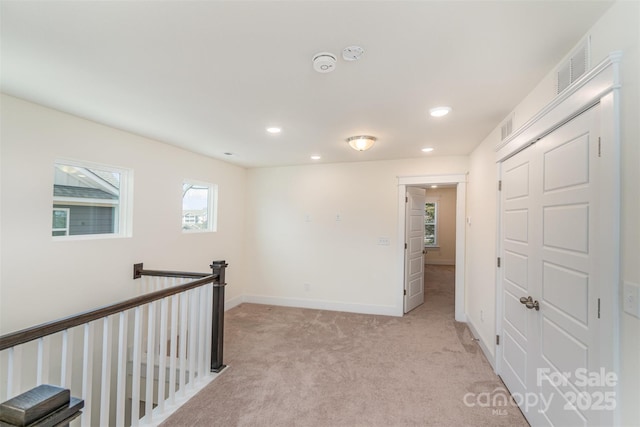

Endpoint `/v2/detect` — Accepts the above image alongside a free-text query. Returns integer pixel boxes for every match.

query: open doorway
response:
[397,174,467,321]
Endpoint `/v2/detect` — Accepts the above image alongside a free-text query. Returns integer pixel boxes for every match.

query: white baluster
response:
[145,301,156,421]
[115,311,128,427]
[6,346,22,398]
[131,307,142,426]
[100,316,112,426]
[197,286,207,381]
[60,329,73,388]
[36,337,49,385]
[81,322,94,427]
[188,289,198,387]
[205,284,213,374]
[157,297,168,413]
[169,294,179,404]
[178,292,188,396]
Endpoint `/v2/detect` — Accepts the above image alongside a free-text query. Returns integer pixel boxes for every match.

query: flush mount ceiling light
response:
[429,106,452,117]
[266,127,281,134]
[421,147,434,153]
[310,155,322,160]
[347,135,376,151]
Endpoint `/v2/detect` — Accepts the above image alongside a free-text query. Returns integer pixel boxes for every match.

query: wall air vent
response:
[557,36,590,94]
[500,113,514,141]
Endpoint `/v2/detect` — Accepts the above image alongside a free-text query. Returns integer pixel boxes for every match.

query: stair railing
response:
[0,260,228,427]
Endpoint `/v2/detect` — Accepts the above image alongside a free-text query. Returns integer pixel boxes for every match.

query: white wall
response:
[424,187,456,265]
[0,95,247,333]
[465,129,500,357]
[465,1,639,424]
[245,157,468,315]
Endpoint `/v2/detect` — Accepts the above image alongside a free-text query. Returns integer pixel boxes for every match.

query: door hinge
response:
[598,137,601,157]
[598,298,601,319]
[498,180,502,191]
[404,289,407,296]
[496,335,500,345]
[404,243,408,249]
[497,257,501,267]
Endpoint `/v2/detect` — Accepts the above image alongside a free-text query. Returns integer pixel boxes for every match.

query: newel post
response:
[210,260,228,373]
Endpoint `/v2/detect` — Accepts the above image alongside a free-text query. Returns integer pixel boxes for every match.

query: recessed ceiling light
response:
[429,107,452,117]
[431,185,438,189]
[266,127,281,134]
[421,147,434,153]
[310,155,321,160]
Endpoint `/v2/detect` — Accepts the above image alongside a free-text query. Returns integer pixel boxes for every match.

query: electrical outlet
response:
[623,282,640,318]
[335,213,342,222]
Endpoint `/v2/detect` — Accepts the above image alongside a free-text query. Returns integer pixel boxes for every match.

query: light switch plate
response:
[623,281,640,318]
[377,237,390,246]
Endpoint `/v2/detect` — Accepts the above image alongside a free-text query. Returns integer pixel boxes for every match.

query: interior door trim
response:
[396,174,467,321]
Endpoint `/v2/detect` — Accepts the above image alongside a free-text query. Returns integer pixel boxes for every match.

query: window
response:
[52,208,70,236]
[52,160,132,239]
[182,180,217,232]
[425,201,438,246]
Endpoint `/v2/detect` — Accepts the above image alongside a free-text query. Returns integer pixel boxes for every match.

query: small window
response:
[182,180,217,232]
[425,201,438,247]
[52,208,70,236]
[53,160,132,239]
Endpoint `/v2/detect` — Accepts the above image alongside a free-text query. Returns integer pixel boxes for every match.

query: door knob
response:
[519,296,540,311]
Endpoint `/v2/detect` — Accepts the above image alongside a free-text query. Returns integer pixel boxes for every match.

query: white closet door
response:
[500,105,608,426]
[500,142,538,420]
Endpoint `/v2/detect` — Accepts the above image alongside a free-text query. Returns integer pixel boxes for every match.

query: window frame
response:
[182,179,218,233]
[52,159,133,241]
[52,208,70,236]
[424,199,438,247]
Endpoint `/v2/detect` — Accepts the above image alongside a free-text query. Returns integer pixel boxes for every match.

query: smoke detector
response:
[312,52,337,73]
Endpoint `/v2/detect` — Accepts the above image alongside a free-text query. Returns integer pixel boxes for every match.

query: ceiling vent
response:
[557,37,590,94]
[500,113,514,141]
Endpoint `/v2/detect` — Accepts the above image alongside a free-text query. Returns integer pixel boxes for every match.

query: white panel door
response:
[404,187,426,313]
[500,144,537,419]
[499,105,610,426]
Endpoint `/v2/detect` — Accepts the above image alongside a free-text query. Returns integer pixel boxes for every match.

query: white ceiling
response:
[0,1,614,168]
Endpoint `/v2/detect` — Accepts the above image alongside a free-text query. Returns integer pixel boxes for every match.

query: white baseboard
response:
[425,259,455,266]
[466,318,496,371]
[242,294,401,317]
[225,295,244,311]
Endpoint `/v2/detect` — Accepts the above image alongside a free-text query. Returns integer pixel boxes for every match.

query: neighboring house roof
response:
[183,209,207,217]
[54,185,118,200]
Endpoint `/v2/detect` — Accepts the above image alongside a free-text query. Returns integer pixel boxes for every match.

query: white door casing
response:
[396,174,467,320]
[404,187,426,313]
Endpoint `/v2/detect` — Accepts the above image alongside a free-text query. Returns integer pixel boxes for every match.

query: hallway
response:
[162,266,528,426]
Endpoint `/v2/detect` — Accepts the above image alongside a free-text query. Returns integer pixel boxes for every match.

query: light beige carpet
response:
[162,265,529,426]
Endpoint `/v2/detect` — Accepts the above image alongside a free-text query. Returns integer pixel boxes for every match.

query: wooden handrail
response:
[133,262,209,279]
[0,274,218,351]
